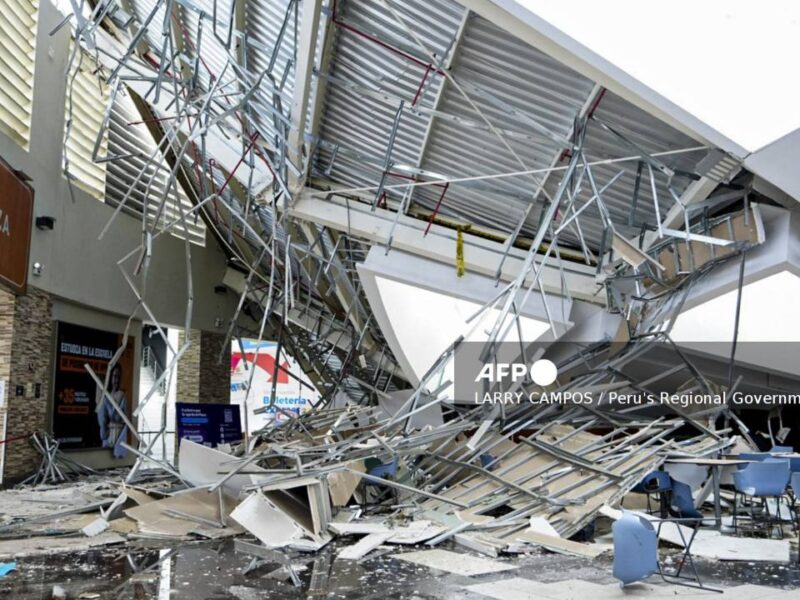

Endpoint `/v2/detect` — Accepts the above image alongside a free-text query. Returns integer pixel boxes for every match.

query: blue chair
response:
[479,453,495,471]
[612,511,718,592]
[630,470,672,516]
[366,457,398,479]
[736,452,770,469]
[361,457,399,509]
[612,512,658,586]
[770,445,794,453]
[787,455,800,473]
[789,471,800,539]
[792,472,800,495]
[670,480,702,521]
[767,447,800,474]
[733,459,790,537]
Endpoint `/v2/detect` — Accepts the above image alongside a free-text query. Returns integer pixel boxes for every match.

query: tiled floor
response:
[1,539,798,599]
[465,577,799,600]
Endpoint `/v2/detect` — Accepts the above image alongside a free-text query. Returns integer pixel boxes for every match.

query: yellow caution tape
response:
[456,228,465,278]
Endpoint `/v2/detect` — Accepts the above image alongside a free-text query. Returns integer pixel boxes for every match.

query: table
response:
[666,458,751,530]
[726,453,800,458]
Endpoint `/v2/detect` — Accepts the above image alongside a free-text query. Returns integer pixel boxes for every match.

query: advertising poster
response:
[52,322,135,456]
[175,402,243,447]
[230,340,320,432]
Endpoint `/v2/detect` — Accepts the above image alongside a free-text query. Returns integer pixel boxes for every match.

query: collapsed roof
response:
[44,1,800,541]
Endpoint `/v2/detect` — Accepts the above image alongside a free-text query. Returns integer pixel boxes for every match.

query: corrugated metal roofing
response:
[179,0,236,93]
[308,1,727,252]
[541,90,707,249]
[130,0,170,57]
[122,0,732,255]
[245,0,298,145]
[412,13,595,236]
[314,0,464,201]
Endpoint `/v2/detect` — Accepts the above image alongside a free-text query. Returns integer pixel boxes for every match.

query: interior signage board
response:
[0,158,33,294]
[175,402,243,447]
[52,322,135,456]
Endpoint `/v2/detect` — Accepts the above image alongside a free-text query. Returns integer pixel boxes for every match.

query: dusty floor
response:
[0,538,798,600]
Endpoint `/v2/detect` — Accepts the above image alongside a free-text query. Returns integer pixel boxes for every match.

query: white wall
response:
[0,0,235,332]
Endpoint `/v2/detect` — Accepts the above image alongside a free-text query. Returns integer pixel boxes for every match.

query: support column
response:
[176,329,201,403]
[176,329,230,404]
[0,286,53,482]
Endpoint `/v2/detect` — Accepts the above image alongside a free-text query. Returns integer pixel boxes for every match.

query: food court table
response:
[665,457,751,530]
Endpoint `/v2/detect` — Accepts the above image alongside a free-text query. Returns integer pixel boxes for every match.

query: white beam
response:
[306,0,336,142]
[289,193,602,303]
[288,0,324,196]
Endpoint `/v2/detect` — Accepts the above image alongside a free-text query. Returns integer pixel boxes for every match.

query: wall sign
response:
[230,340,320,433]
[52,322,135,455]
[176,402,243,447]
[0,158,33,295]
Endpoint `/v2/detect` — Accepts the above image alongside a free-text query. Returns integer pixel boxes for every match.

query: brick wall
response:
[199,331,230,404]
[176,329,201,403]
[176,329,230,404]
[0,289,13,482]
[0,289,12,389]
[0,286,53,481]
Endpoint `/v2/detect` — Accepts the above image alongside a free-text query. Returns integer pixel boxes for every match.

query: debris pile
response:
[1,396,742,569]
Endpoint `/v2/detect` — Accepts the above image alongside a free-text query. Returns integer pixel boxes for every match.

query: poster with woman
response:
[52,322,134,457]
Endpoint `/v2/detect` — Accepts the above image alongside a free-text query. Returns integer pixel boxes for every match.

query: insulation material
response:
[125,489,241,539]
[230,492,307,548]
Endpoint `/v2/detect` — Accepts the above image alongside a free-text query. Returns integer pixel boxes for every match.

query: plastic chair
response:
[792,472,800,495]
[670,480,702,521]
[789,471,800,539]
[360,457,399,509]
[787,455,800,473]
[733,459,790,537]
[630,470,672,516]
[612,512,658,586]
[479,453,496,471]
[612,510,719,592]
[767,445,800,474]
[366,457,398,479]
[736,452,770,469]
[770,445,794,453]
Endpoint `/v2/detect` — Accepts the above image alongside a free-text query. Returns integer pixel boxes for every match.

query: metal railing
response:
[141,345,168,395]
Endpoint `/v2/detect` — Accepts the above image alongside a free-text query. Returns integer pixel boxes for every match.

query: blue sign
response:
[176,402,243,447]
